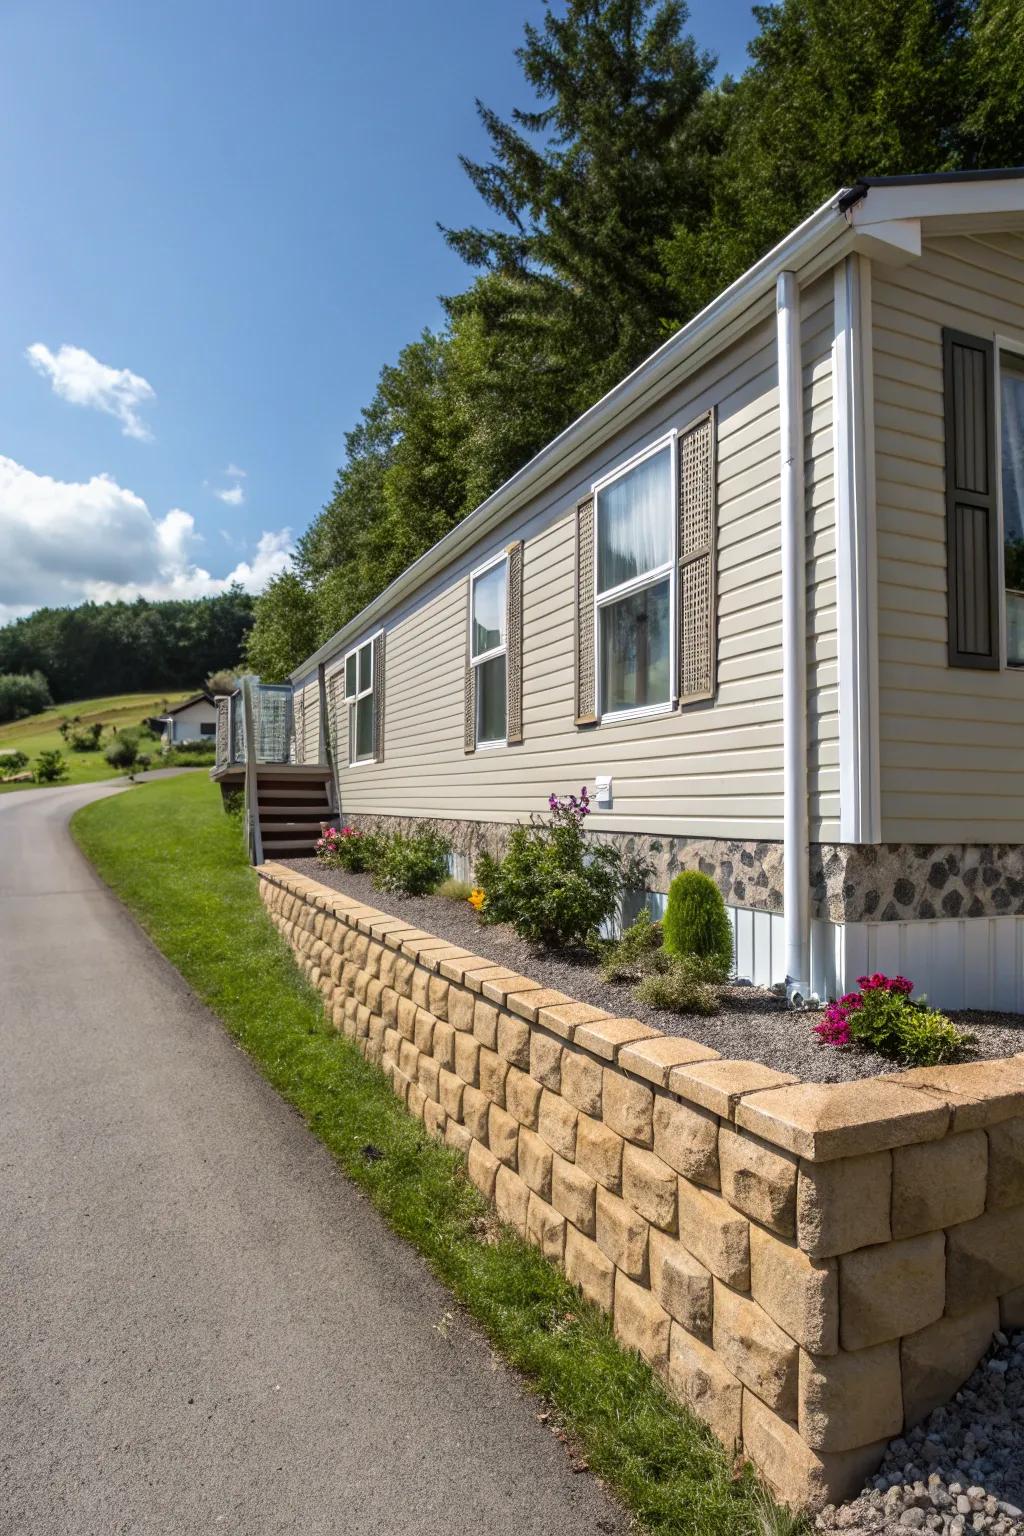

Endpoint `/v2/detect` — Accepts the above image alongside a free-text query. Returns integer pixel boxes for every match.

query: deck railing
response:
[213,680,295,773]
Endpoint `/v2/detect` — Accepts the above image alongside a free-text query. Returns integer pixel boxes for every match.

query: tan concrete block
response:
[527,1193,566,1265]
[900,1299,999,1427]
[668,1322,742,1451]
[431,1018,455,1072]
[488,1104,519,1169]
[576,1114,623,1193]
[353,969,369,1005]
[518,1127,553,1199]
[482,973,543,1007]
[987,1115,1024,1209]
[648,1229,712,1341]
[889,1058,1024,1131]
[530,1032,563,1091]
[560,1047,603,1117]
[407,1081,427,1120]
[398,1038,419,1080]
[595,1185,649,1280]
[737,1080,950,1162]
[445,1118,472,1156]
[719,1126,798,1236]
[462,1085,490,1143]
[496,1010,532,1070]
[537,1001,609,1041]
[366,977,384,1015]
[423,1098,446,1141]
[538,1090,578,1161]
[505,1066,542,1129]
[473,999,499,1049]
[799,1342,904,1452]
[438,1068,464,1122]
[1000,1284,1024,1330]
[447,985,476,1032]
[508,986,573,1024]
[551,1155,597,1237]
[946,1204,1024,1313]
[713,1282,798,1418]
[383,1026,401,1059]
[619,1034,718,1088]
[397,995,418,1041]
[413,1009,435,1056]
[417,1054,441,1101]
[840,1232,946,1350]
[495,1164,530,1237]
[677,1178,750,1289]
[750,1225,838,1356]
[614,1270,670,1371]
[468,1140,501,1201]
[603,1069,654,1147]
[565,1226,615,1312]
[622,1145,677,1231]
[454,1031,481,1087]
[653,1094,720,1188]
[426,974,449,1021]
[479,1047,509,1107]
[575,1016,659,1061]
[379,949,398,988]
[742,1393,889,1514]
[797,1151,892,1259]
[892,1130,988,1237]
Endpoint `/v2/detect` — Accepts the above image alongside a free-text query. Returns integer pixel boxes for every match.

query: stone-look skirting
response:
[333,813,1024,925]
[258,863,1024,1512]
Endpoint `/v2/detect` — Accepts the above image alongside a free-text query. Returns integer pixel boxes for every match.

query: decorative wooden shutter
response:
[505,542,524,744]
[293,689,305,763]
[464,578,476,754]
[943,329,999,670]
[678,410,718,705]
[373,631,386,762]
[327,668,347,768]
[574,495,598,725]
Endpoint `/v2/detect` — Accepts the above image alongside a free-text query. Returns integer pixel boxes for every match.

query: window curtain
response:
[597,446,672,592]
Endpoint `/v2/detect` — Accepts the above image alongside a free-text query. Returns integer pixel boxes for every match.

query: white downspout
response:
[777,270,811,1003]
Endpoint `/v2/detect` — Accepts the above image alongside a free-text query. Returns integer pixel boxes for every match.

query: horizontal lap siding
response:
[328,281,837,850]
[873,234,1024,842]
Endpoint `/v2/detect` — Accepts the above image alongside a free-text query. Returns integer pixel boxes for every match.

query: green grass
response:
[0,689,194,792]
[71,772,796,1536]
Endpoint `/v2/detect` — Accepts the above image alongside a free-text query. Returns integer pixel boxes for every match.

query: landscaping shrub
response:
[474,788,622,949]
[34,748,68,783]
[599,907,664,982]
[162,744,216,767]
[0,749,30,776]
[815,973,977,1066]
[105,735,139,774]
[662,870,733,981]
[371,829,450,896]
[68,721,104,752]
[437,876,473,901]
[635,955,720,1015]
[315,824,373,872]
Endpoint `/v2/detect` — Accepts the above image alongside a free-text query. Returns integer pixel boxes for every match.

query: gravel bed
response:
[278,860,1024,1082]
[818,1330,1024,1536]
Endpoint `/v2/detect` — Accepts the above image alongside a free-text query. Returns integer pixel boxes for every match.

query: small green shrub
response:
[163,745,216,767]
[600,907,664,982]
[474,789,622,949]
[0,749,30,776]
[34,748,69,783]
[635,956,720,1015]
[372,829,451,896]
[437,876,473,901]
[68,721,104,752]
[315,825,373,871]
[662,871,733,980]
[105,735,139,773]
[816,973,977,1066]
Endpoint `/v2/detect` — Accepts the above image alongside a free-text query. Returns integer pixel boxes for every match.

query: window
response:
[470,556,507,746]
[343,637,375,763]
[594,439,674,717]
[199,721,217,737]
[1000,351,1024,666]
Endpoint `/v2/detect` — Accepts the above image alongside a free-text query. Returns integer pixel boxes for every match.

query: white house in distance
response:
[286,169,1024,1012]
[159,693,219,746]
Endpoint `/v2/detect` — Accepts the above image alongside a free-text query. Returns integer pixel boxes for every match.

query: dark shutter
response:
[464,578,476,754]
[505,541,524,744]
[944,329,999,670]
[574,495,598,724]
[373,631,386,762]
[678,410,717,705]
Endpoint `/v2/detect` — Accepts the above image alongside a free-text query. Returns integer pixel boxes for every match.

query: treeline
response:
[0,588,254,704]
[245,0,1024,681]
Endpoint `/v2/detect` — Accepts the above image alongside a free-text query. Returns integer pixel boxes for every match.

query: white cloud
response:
[215,483,245,506]
[26,342,156,441]
[225,463,246,480]
[0,454,292,623]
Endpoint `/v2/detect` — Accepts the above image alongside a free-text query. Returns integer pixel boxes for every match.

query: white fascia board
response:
[849,217,922,265]
[848,176,1024,227]
[290,192,858,681]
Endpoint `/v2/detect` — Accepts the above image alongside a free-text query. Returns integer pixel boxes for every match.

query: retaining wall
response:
[258,862,1024,1511]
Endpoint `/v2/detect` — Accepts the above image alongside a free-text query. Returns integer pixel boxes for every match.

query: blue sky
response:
[0,0,759,623]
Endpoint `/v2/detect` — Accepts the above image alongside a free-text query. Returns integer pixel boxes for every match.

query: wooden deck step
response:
[262,822,329,836]
[257,787,330,802]
[258,839,322,855]
[259,803,334,818]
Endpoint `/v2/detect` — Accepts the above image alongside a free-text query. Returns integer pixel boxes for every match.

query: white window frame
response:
[343,634,376,765]
[592,429,678,724]
[469,551,508,750]
[994,333,1024,671]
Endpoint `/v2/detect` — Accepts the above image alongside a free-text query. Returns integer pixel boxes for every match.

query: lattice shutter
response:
[678,410,717,705]
[215,696,229,767]
[505,542,524,744]
[293,689,305,764]
[574,495,598,725]
[327,668,347,768]
[373,631,386,761]
[464,578,476,754]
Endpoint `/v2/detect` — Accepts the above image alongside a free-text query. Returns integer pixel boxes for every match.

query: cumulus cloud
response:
[26,342,156,441]
[213,462,247,505]
[0,454,292,623]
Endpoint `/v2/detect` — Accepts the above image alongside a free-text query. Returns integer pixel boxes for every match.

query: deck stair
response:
[255,765,335,858]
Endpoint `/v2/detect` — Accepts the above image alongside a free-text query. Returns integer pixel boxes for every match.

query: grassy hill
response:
[0,690,196,793]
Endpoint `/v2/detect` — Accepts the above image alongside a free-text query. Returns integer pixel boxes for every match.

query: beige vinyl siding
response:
[323,279,837,848]
[294,672,320,764]
[873,232,1024,842]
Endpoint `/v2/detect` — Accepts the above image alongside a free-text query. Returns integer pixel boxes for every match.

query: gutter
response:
[291,188,858,681]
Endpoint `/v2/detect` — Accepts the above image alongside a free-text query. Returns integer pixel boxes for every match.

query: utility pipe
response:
[776,270,811,1002]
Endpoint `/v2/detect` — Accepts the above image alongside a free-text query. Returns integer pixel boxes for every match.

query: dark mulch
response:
[280,859,1024,1084]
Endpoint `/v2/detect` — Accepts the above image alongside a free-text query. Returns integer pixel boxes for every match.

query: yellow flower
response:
[468,888,486,912]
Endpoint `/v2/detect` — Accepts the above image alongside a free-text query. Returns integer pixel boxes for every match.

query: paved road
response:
[0,781,628,1536]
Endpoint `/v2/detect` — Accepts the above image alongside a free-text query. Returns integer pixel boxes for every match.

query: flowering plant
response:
[315,823,370,872]
[468,888,486,913]
[815,972,975,1066]
[548,787,591,827]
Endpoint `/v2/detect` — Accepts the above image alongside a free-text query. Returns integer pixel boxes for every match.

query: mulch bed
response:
[279,859,1024,1085]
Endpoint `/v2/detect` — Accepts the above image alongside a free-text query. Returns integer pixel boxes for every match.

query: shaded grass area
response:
[72,773,796,1536]
[0,689,194,793]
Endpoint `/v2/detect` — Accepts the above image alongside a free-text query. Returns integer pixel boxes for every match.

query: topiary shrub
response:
[662,871,733,981]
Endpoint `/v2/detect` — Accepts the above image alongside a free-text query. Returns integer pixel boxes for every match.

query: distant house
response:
[159,693,219,745]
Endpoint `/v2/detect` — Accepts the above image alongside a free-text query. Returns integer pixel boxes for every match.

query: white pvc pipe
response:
[777,271,811,1001]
